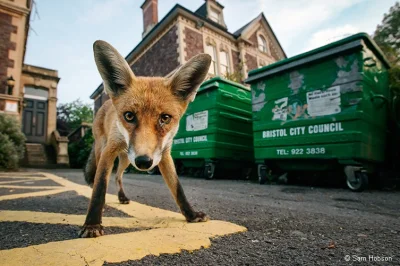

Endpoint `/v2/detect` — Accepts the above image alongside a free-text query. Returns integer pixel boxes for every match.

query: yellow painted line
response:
[0,185,65,190]
[0,178,49,185]
[0,222,245,266]
[0,188,70,201]
[42,172,183,220]
[0,172,247,265]
[0,211,142,229]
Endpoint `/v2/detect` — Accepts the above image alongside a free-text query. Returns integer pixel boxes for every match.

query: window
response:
[220,51,230,76]
[209,8,220,23]
[205,44,217,75]
[24,86,48,100]
[258,35,268,53]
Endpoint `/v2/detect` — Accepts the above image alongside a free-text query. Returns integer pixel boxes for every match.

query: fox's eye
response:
[159,114,172,125]
[124,112,136,123]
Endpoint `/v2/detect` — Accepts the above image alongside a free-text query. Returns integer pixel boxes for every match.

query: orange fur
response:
[79,40,211,238]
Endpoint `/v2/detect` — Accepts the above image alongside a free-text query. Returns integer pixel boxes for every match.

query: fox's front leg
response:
[79,146,117,238]
[158,152,209,222]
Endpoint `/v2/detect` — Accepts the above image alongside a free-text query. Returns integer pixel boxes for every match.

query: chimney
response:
[141,0,158,38]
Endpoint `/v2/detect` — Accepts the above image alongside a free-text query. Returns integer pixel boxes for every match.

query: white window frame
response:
[220,50,230,76]
[205,44,218,76]
[209,8,220,23]
[258,34,268,53]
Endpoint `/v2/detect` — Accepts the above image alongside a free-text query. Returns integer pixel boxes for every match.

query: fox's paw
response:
[187,211,210,223]
[79,224,104,238]
[118,191,130,204]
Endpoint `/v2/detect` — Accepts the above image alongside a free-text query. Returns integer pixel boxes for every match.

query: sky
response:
[25,0,397,105]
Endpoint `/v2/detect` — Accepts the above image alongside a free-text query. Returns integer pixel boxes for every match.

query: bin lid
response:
[198,76,250,93]
[245,32,391,84]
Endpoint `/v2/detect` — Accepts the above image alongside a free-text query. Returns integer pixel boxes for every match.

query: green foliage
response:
[373,2,400,94]
[223,62,245,83]
[373,2,400,66]
[57,99,93,136]
[389,66,400,94]
[68,128,94,168]
[0,114,26,169]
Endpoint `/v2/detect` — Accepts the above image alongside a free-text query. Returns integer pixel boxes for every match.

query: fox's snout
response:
[134,155,153,170]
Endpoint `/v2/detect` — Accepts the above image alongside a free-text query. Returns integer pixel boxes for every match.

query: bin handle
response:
[222,92,251,103]
[369,91,388,108]
[363,57,377,67]
[222,93,234,99]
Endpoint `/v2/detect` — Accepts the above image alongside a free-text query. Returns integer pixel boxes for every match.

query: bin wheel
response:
[345,167,368,192]
[147,166,159,175]
[258,164,268,185]
[204,163,215,180]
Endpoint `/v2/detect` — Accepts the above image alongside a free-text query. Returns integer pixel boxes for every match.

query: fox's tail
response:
[84,143,97,186]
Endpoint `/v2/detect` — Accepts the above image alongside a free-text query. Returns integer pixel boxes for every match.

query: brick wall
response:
[183,27,204,61]
[270,45,280,61]
[248,31,258,49]
[231,50,240,73]
[143,0,158,33]
[245,53,257,72]
[131,25,179,77]
[0,11,17,94]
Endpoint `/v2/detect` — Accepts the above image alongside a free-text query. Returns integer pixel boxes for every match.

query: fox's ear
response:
[93,40,135,97]
[168,54,211,101]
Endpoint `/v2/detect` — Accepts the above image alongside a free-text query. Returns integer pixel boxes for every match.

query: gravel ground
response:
[40,169,400,266]
[0,190,131,217]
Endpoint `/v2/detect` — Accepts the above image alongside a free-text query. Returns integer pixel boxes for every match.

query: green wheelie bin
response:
[171,77,254,179]
[245,33,392,191]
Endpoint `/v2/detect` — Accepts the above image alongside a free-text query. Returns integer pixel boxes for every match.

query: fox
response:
[79,40,212,238]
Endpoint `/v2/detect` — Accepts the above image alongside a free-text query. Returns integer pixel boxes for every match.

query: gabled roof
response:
[233,16,258,37]
[233,13,287,58]
[194,3,207,18]
[90,3,286,99]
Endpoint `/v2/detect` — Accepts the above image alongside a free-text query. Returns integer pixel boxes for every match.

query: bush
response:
[68,128,94,168]
[0,114,26,170]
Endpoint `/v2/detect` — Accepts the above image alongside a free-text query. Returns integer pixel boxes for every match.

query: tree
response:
[373,2,400,66]
[57,99,93,136]
[373,2,400,93]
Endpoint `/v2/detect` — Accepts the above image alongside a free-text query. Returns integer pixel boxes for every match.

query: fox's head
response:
[93,40,211,171]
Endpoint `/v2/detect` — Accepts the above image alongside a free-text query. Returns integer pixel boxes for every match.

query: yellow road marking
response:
[0,172,246,265]
[0,185,65,190]
[43,172,184,220]
[0,210,142,228]
[0,188,70,201]
[0,223,245,266]
[0,178,49,185]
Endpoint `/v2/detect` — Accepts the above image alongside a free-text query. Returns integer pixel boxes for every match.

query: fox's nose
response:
[135,155,153,170]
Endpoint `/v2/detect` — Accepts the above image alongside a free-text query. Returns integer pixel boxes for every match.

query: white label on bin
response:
[272,97,288,121]
[186,111,208,131]
[262,122,344,139]
[173,135,208,145]
[306,86,341,117]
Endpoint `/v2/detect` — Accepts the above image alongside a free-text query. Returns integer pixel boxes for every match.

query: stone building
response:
[0,0,68,166]
[90,0,286,112]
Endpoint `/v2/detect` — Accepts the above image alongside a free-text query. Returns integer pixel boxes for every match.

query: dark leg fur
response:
[158,153,209,222]
[84,143,96,186]
[80,145,116,238]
